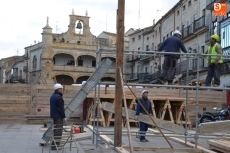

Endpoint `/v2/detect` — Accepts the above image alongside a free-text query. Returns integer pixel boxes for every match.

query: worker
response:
[50,83,66,150]
[135,90,153,142]
[204,34,223,87]
[152,30,187,85]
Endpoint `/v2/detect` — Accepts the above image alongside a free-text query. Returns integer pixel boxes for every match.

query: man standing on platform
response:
[50,83,66,150]
[152,30,187,85]
[135,90,153,142]
[204,34,223,87]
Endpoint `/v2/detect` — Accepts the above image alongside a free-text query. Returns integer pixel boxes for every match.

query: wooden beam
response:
[122,146,202,153]
[168,137,216,153]
[114,0,125,147]
[101,102,185,134]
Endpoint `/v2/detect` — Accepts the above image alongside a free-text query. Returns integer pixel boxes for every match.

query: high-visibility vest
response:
[207,43,223,64]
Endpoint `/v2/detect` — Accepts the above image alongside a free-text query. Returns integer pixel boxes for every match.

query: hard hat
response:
[211,34,219,42]
[174,30,181,36]
[142,90,148,95]
[54,83,63,90]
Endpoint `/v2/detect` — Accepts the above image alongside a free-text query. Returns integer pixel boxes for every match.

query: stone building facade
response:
[125,0,230,87]
[12,11,124,85]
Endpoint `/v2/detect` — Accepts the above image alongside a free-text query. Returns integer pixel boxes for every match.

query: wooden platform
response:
[208,139,230,153]
[0,84,227,125]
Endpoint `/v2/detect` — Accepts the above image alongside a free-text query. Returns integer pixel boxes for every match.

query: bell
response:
[76,21,82,29]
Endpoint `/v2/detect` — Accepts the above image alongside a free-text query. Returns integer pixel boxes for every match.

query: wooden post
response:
[114,0,125,147]
[119,68,133,153]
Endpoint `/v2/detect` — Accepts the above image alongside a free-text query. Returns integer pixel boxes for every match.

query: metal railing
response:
[182,25,193,38]
[125,73,138,81]
[206,0,215,9]
[194,16,207,32]
[138,73,150,82]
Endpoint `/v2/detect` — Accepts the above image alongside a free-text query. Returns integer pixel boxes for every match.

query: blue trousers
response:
[159,56,177,83]
[139,122,148,140]
[205,64,220,86]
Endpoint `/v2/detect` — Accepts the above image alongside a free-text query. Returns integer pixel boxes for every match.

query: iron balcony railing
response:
[182,24,193,38]
[125,73,138,81]
[138,73,150,82]
[220,63,230,74]
[206,0,215,9]
[194,16,206,32]
[23,66,28,71]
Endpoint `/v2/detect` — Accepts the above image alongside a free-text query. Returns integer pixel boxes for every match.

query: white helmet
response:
[142,90,148,95]
[54,83,63,90]
[174,30,181,36]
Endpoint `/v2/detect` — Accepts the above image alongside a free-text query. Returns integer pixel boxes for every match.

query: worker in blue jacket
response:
[153,30,187,85]
[50,83,66,150]
[135,90,153,142]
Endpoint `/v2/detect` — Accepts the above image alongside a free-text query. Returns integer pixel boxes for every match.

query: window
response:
[132,37,135,42]
[188,0,191,7]
[138,35,141,40]
[32,56,37,68]
[92,60,96,67]
[187,19,190,26]
[167,34,169,38]
[194,14,197,21]
[183,5,185,11]
[146,45,149,51]
[163,36,165,41]
[147,37,149,40]
[176,26,179,30]
[177,10,180,16]
[152,34,155,38]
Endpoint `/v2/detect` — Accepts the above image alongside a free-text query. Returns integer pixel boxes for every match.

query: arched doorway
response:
[53,53,75,66]
[55,75,74,85]
[76,76,89,84]
[101,77,115,82]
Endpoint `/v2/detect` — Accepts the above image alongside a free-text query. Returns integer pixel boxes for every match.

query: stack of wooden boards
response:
[0,84,31,123]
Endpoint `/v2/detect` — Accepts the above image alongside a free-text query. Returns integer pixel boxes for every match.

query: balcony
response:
[206,0,229,10]
[181,25,196,42]
[10,75,25,83]
[125,73,138,81]
[193,16,209,35]
[148,71,161,82]
[23,66,28,72]
[220,63,230,74]
[53,65,115,73]
[138,73,150,83]
[24,53,29,60]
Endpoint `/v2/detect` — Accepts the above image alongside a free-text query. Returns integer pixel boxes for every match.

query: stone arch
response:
[53,53,75,66]
[101,77,115,82]
[76,75,90,84]
[76,55,96,67]
[75,20,84,35]
[55,74,74,85]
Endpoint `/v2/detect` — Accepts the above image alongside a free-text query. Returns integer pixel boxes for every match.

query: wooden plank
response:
[168,137,216,153]
[0,96,30,100]
[208,139,230,153]
[198,121,230,134]
[115,147,129,153]
[122,146,202,152]
[101,102,185,134]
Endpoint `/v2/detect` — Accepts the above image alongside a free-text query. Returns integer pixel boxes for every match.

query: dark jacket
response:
[135,97,153,115]
[158,35,187,59]
[50,91,66,119]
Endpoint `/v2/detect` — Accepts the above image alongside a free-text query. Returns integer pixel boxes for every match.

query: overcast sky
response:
[0,0,179,60]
